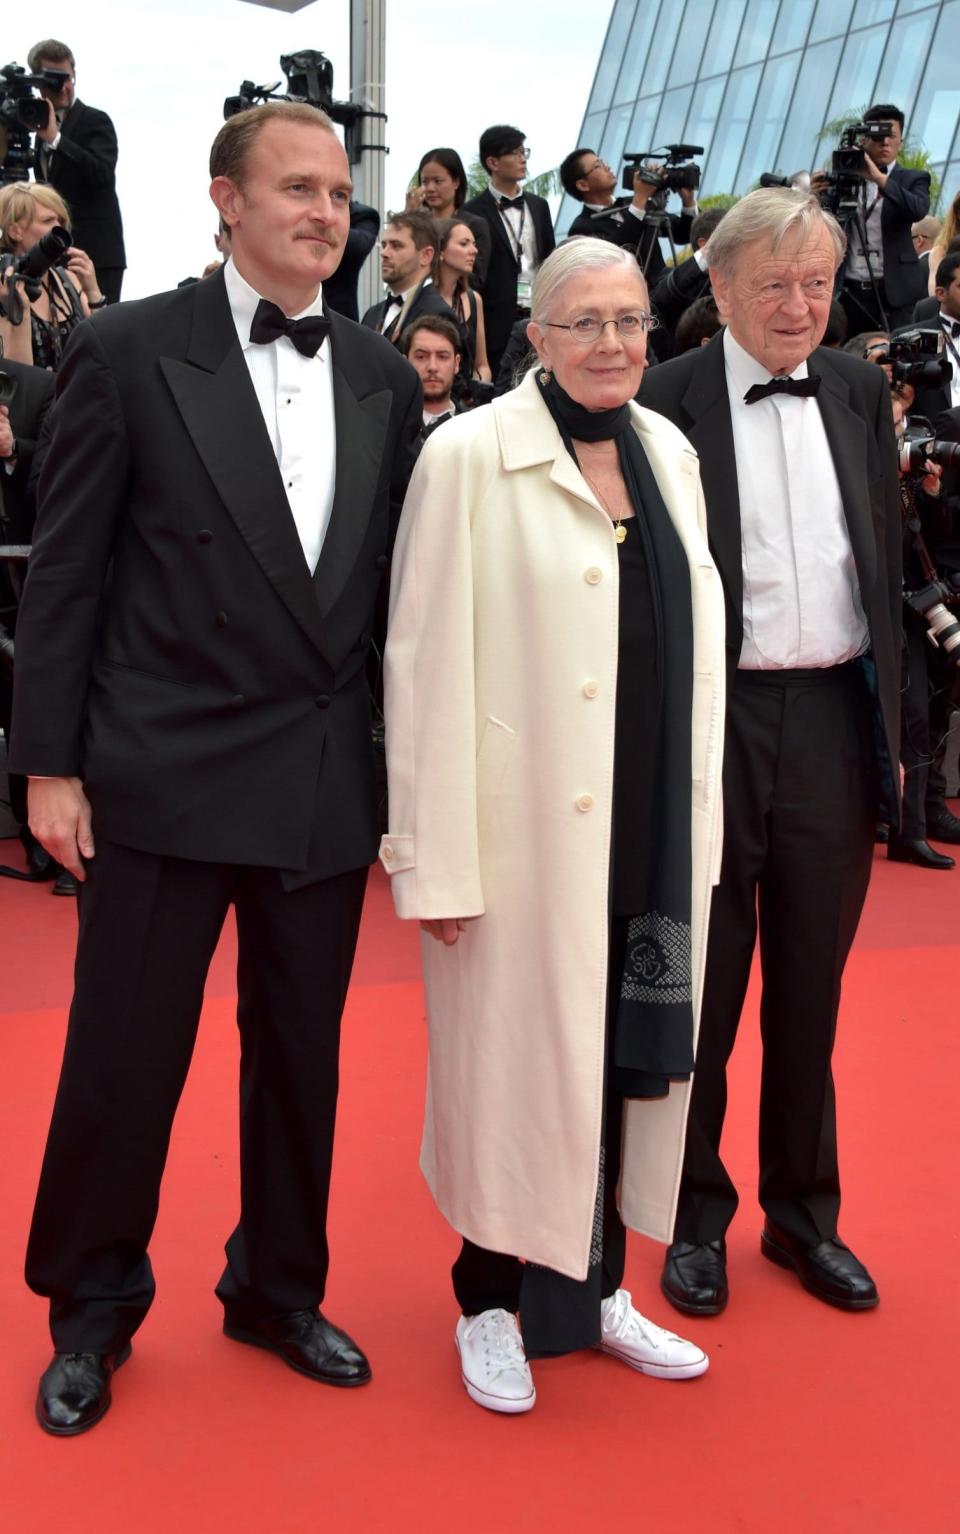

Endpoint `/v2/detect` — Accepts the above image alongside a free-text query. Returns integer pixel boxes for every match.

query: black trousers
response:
[673,664,878,1247]
[25,838,367,1352]
[451,919,630,1317]
[97,267,124,306]
[900,621,956,837]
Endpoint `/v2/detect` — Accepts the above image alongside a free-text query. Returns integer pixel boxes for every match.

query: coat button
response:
[382,844,394,863]
[584,566,603,585]
[215,611,228,628]
[575,793,595,813]
[315,693,331,709]
[231,694,245,708]
[582,680,599,698]
[197,530,213,544]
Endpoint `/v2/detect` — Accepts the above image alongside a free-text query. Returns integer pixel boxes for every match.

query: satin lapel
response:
[313,316,392,615]
[680,335,744,631]
[808,353,876,600]
[481,188,516,262]
[158,270,327,656]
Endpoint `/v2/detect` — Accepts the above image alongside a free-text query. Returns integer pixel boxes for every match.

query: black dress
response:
[29,267,84,372]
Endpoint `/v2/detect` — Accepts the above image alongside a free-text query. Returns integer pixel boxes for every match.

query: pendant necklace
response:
[583,468,628,543]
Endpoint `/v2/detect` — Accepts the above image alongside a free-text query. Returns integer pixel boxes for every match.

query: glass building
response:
[558,0,960,231]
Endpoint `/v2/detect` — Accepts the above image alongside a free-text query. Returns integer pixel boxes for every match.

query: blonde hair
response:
[531,238,647,324]
[705,188,846,277]
[939,191,960,253]
[0,182,71,252]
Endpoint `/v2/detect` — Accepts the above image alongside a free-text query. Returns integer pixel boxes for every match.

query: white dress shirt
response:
[846,162,895,281]
[937,310,960,408]
[723,329,869,670]
[497,195,539,286]
[223,257,336,574]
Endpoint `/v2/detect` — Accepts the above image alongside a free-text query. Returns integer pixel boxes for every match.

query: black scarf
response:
[538,373,695,1098]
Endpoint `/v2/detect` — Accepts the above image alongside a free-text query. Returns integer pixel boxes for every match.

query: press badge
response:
[516,278,532,306]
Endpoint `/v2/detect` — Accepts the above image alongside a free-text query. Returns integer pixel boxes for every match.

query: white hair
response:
[704,188,846,277]
[530,237,647,323]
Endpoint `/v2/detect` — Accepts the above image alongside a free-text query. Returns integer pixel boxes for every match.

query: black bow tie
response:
[744,375,820,405]
[499,195,525,210]
[943,319,960,339]
[249,299,329,358]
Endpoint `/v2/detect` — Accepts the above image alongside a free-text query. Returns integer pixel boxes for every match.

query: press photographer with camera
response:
[561,146,697,287]
[0,183,103,369]
[813,104,930,335]
[648,206,727,340]
[27,40,125,305]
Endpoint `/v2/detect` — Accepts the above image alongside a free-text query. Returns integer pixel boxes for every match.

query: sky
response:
[12,0,612,299]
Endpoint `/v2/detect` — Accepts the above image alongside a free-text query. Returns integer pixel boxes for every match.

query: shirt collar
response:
[224,257,325,352]
[723,325,809,396]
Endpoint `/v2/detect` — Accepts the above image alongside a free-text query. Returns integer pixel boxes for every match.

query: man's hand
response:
[28,776,95,880]
[0,404,14,460]
[919,460,942,497]
[420,918,468,946]
[862,153,887,190]
[679,185,697,209]
[36,97,59,145]
[630,167,657,212]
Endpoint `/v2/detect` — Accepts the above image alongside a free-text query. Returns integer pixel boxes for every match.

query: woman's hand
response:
[64,246,104,305]
[405,185,428,212]
[0,267,34,363]
[420,918,469,945]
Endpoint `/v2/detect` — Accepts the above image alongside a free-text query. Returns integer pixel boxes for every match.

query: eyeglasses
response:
[545,313,659,342]
[501,145,531,159]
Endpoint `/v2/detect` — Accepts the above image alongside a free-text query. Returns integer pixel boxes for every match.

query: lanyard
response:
[498,200,527,271]
[941,320,960,377]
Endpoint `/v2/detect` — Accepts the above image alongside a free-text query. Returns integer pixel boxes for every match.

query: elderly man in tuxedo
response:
[11,100,420,1435]
[641,188,901,1318]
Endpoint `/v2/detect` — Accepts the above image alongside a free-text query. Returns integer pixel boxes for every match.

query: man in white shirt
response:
[642,188,901,1320]
[398,314,463,458]
[12,101,421,1435]
[360,210,455,344]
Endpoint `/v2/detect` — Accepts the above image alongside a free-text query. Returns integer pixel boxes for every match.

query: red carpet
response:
[1,832,958,1533]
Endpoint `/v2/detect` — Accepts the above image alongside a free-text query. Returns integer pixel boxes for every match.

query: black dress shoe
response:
[926,806,960,845]
[887,835,955,870]
[20,828,59,880]
[223,1308,371,1387]
[52,869,80,895]
[660,1239,728,1316]
[36,1343,132,1436]
[760,1224,878,1310]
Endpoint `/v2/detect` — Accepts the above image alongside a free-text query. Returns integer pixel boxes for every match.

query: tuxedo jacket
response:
[568,200,693,283]
[35,99,126,272]
[0,360,55,545]
[931,405,960,567]
[640,332,902,811]
[843,164,930,310]
[461,188,556,364]
[361,279,456,344]
[324,201,380,323]
[10,267,421,879]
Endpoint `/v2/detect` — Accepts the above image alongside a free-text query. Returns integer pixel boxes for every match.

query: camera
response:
[0,224,72,325]
[816,121,893,221]
[903,575,960,662]
[621,143,702,200]
[898,429,960,476]
[879,329,953,391]
[225,50,365,162]
[0,62,60,184]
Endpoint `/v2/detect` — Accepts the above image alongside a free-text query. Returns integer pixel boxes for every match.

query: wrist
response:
[88,293,107,309]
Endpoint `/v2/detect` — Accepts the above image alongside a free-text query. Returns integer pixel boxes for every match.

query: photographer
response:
[909,252,960,421]
[27,40,125,305]
[561,147,695,289]
[649,206,727,339]
[0,183,99,369]
[815,104,930,334]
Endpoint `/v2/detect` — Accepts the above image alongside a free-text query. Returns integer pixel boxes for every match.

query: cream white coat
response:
[380,370,725,1280]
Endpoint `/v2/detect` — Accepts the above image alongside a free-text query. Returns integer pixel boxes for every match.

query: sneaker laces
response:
[604,1289,674,1351]
[462,1309,527,1376]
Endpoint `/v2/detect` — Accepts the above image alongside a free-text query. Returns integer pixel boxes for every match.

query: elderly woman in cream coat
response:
[380,239,726,1414]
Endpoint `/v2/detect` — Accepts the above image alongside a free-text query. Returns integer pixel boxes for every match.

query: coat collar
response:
[159,269,390,660]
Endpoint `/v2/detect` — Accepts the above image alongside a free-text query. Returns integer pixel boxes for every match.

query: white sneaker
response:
[455,1309,536,1414]
[597,1288,709,1380]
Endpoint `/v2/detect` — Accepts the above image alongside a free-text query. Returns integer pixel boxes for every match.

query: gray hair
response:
[704,188,846,277]
[531,237,647,323]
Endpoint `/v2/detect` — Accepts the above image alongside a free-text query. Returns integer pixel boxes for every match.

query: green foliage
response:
[464,156,561,200]
[699,192,739,210]
[816,107,942,209]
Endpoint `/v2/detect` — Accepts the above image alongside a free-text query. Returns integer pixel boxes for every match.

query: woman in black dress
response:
[431,217,492,385]
[0,183,105,371]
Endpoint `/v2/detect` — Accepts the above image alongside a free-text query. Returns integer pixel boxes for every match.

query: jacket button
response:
[575,793,595,813]
[382,844,394,863]
[215,611,228,628]
[584,566,603,585]
[376,554,389,571]
[315,693,331,709]
[231,694,245,708]
[582,680,599,698]
[197,530,213,544]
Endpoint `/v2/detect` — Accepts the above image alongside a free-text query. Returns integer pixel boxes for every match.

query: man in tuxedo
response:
[360,210,454,343]
[462,125,555,381]
[908,252,960,423]
[398,314,463,460]
[641,189,901,1317]
[817,103,930,334]
[561,147,696,290]
[11,100,421,1436]
[28,39,125,304]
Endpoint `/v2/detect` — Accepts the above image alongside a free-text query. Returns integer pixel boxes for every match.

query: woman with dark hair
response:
[407,147,491,284]
[431,218,491,383]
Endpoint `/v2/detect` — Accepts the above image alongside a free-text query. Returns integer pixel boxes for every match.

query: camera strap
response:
[497,199,526,272]
[939,321,960,380]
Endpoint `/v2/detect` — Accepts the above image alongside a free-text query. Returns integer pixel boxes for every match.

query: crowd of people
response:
[1,74,958,1437]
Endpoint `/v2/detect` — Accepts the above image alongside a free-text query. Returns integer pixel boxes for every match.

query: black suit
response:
[35,99,125,303]
[841,164,930,330]
[568,199,693,288]
[641,334,901,1246]
[361,278,456,344]
[10,269,421,1349]
[650,248,711,338]
[461,187,555,379]
[324,201,380,323]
